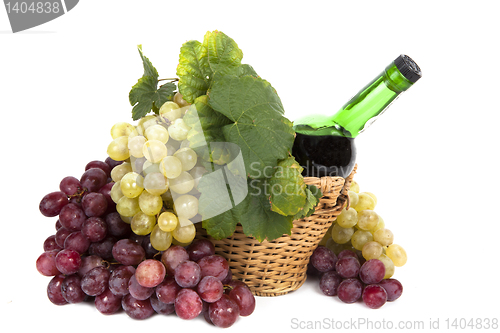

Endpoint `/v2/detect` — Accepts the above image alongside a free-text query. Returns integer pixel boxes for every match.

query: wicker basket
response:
[195,165,357,296]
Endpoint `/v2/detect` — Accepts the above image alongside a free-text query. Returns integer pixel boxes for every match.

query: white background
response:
[2,1,499,332]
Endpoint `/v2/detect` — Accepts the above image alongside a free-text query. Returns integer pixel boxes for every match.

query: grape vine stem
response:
[158,78,179,82]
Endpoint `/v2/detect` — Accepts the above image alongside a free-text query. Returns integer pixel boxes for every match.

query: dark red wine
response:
[292,133,356,178]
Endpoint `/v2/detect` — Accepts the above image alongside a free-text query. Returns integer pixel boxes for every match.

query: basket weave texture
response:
[195,166,356,296]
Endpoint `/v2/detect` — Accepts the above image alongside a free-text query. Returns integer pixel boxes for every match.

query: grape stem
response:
[67,187,87,203]
[102,260,122,269]
[158,78,179,82]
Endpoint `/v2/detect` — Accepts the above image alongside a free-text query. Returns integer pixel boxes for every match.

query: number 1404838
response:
[5,2,61,14]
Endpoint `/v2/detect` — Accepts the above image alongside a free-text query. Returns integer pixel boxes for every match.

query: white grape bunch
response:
[106,94,207,251]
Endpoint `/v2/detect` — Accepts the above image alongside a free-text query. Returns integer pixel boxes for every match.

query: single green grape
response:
[128,135,147,158]
[143,139,168,163]
[158,212,178,232]
[107,136,130,161]
[172,219,196,244]
[354,192,376,212]
[131,212,156,235]
[331,223,354,244]
[373,228,394,247]
[169,172,194,194]
[356,210,379,230]
[159,156,183,179]
[174,195,198,219]
[120,172,144,198]
[150,225,172,251]
[386,244,407,267]
[362,241,383,260]
[336,207,358,228]
[110,162,132,182]
[168,118,191,141]
[351,230,374,251]
[110,122,137,139]
[145,124,169,144]
[116,196,140,217]
[138,191,163,216]
[143,172,169,195]
[174,148,198,171]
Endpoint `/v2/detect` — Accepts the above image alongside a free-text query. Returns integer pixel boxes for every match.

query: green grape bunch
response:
[106,95,207,251]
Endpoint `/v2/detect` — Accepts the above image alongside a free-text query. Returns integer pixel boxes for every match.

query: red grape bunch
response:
[37,159,255,327]
[308,245,403,309]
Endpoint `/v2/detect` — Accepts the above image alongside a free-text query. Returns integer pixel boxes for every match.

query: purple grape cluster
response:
[161,244,256,327]
[308,245,403,309]
[36,159,255,326]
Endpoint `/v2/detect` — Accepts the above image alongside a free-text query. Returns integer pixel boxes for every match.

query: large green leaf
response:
[203,30,243,77]
[208,75,295,179]
[177,31,244,104]
[176,40,211,104]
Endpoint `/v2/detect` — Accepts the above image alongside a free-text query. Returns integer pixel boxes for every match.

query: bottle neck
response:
[292,59,416,138]
[330,61,414,138]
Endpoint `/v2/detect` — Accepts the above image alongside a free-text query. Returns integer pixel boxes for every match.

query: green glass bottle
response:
[292,54,422,178]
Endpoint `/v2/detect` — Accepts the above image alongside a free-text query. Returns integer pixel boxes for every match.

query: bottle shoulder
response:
[293,121,349,137]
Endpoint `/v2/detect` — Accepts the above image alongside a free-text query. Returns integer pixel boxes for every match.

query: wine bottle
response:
[292,54,422,178]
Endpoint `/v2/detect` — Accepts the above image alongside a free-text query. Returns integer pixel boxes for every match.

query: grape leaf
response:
[129,78,176,120]
[203,30,243,77]
[177,31,244,104]
[269,157,307,216]
[129,45,176,120]
[176,40,210,104]
[208,74,295,179]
